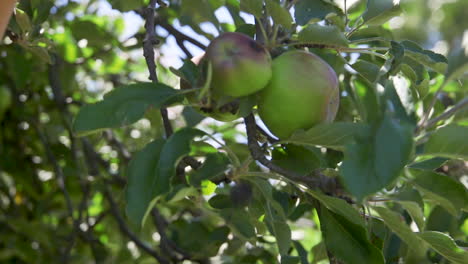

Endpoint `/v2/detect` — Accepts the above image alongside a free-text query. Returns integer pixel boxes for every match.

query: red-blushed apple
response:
[258,50,340,139]
[179,53,255,122]
[205,32,272,98]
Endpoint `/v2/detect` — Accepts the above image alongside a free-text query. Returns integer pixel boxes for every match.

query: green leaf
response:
[396,201,425,230]
[319,208,384,264]
[248,177,290,255]
[157,128,206,196]
[28,46,51,64]
[281,256,300,264]
[294,0,343,26]
[308,190,366,229]
[265,0,293,28]
[408,157,448,170]
[220,208,256,239]
[373,207,421,247]
[351,60,380,83]
[69,20,114,47]
[423,125,468,159]
[108,0,145,12]
[188,153,230,186]
[240,0,263,18]
[362,0,402,26]
[401,40,448,74]
[272,144,323,175]
[284,122,370,151]
[271,220,292,256]
[15,9,32,33]
[418,231,468,264]
[125,139,165,227]
[446,47,468,81]
[235,23,256,38]
[73,83,182,135]
[298,24,348,47]
[292,241,309,264]
[341,115,414,201]
[411,169,468,215]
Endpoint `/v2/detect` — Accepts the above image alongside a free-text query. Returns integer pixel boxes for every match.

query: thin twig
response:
[103,186,170,264]
[158,20,207,50]
[417,79,449,131]
[143,0,173,137]
[420,97,468,131]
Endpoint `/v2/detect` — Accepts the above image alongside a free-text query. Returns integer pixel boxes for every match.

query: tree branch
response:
[142,0,173,137]
[244,114,323,189]
[157,20,207,51]
[420,97,468,131]
[103,186,170,264]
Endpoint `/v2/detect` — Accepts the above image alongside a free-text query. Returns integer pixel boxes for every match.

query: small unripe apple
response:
[179,54,255,122]
[205,32,272,98]
[258,50,340,139]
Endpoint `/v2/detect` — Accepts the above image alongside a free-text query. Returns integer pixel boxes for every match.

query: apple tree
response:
[0,0,467,263]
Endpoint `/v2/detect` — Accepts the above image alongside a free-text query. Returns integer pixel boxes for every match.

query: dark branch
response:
[142,0,173,137]
[103,186,170,264]
[244,114,322,189]
[158,20,207,51]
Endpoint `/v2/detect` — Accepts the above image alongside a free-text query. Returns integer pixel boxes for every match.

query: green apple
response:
[258,50,340,139]
[205,32,272,98]
[179,54,255,122]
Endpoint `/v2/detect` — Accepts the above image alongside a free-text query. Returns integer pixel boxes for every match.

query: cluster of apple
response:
[181,32,339,139]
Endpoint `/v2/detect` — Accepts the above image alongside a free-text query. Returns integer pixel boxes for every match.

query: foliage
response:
[0,0,467,263]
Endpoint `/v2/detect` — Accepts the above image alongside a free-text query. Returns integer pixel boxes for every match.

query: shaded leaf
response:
[265,0,293,28]
[308,190,366,229]
[411,169,468,215]
[374,207,421,247]
[73,83,182,135]
[341,115,414,201]
[319,208,384,264]
[418,231,468,264]
[351,60,380,83]
[125,139,165,227]
[272,144,323,175]
[362,0,402,26]
[240,0,263,18]
[284,122,371,151]
[157,128,206,197]
[423,125,468,159]
[294,0,343,26]
[298,24,348,47]
[401,40,448,74]
[189,153,229,186]
[220,208,256,239]
[408,157,448,170]
[446,47,468,81]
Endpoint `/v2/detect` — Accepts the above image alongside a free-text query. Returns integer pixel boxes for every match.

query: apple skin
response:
[258,50,340,139]
[180,54,255,122]
[205,32,272,98]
